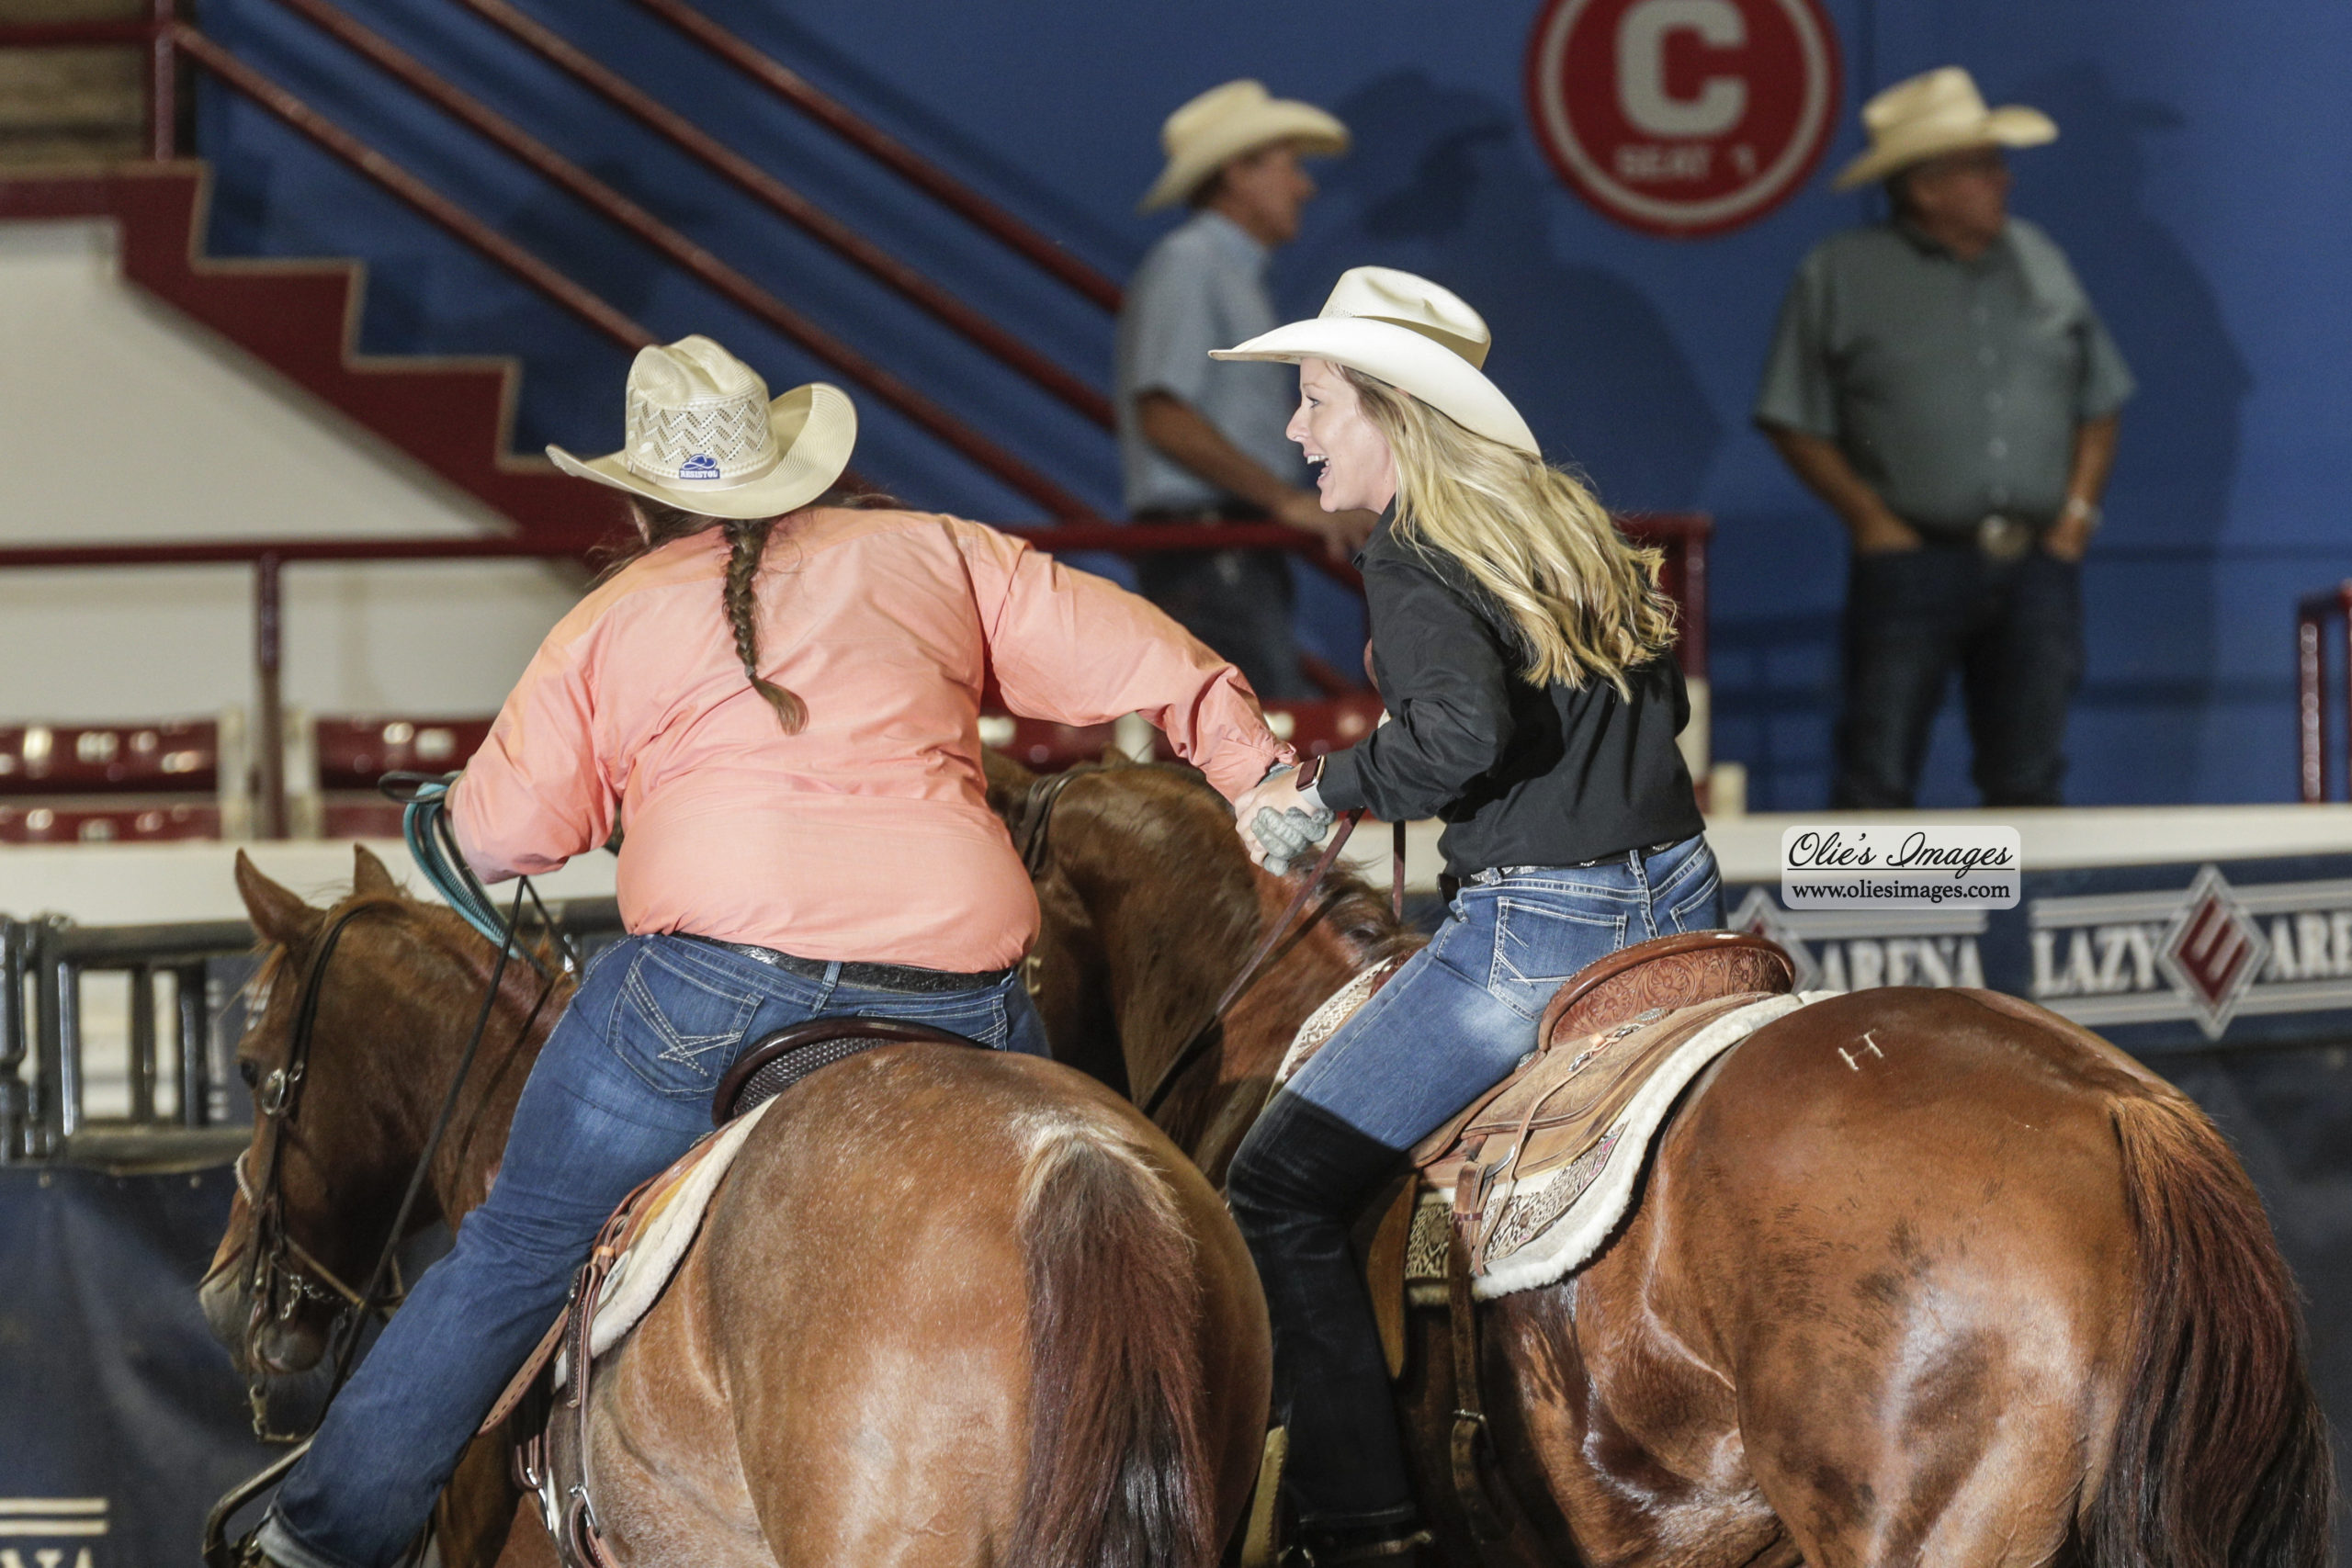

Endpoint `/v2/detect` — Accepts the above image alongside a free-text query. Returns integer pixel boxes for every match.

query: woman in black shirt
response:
[1218,268,1720,1562]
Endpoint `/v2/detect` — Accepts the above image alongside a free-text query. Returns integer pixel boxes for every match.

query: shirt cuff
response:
[1313,746,1367,814]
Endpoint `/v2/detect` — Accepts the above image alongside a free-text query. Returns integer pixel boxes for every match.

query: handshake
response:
[1242,763,1338,877]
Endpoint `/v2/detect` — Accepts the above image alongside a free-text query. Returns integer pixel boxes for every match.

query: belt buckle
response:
[1975,513,2034,561]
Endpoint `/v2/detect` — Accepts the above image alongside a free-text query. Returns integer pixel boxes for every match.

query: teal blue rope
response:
[399,778,516,953]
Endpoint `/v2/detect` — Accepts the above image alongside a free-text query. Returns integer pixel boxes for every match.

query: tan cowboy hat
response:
[1211,266,1540,457]
[1138,79,1349,214]
[1832,66,2056,191]
[547,335,855,520]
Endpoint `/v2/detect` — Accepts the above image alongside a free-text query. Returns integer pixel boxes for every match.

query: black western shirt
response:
[1312,517,1704,876]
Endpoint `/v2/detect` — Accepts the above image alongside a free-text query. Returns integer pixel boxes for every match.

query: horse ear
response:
[235,851,324,946]
[352,843,400,898]
[1096,744,1131,768]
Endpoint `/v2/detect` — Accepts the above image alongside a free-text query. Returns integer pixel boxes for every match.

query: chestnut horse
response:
[989,752,2334,1568]
[198,846,1270,1568]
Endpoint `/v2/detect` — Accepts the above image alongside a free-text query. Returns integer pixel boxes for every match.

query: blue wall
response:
[188,0,2352,808]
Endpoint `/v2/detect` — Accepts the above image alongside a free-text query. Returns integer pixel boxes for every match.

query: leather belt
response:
[692,937,1012,994]
[1464,840,1683,884]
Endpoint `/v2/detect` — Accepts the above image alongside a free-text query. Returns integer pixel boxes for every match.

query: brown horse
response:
[198,845,1271,1568]
[990,752,2335,1568]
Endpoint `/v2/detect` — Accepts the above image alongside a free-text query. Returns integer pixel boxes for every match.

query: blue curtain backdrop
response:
[184,0,2352,807]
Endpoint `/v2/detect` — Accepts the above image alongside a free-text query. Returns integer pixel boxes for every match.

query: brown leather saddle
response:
[1412,929,1796,1190]
[487,1015,984,1568]
[1360,931,1796,1367]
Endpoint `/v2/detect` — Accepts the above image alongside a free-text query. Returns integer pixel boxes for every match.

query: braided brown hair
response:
[595,491,888,734]
[718,515,803,732]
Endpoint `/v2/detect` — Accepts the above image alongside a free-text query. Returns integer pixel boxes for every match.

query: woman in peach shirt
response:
[247,336,1295,1568]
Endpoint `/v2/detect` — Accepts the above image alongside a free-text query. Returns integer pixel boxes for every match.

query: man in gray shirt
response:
[1117,80,1371,700]
[1756,67,2132,807]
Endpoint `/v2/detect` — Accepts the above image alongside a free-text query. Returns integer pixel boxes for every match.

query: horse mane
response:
[1001,753,1424,1165]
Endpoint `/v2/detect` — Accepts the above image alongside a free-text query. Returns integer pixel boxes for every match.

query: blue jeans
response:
[259,934,1046,1568]
[1837,543,2084,808]
[1226,835,1721,1529]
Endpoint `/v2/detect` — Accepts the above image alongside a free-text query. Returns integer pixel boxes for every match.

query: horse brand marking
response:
[1837,1031,1886,1072]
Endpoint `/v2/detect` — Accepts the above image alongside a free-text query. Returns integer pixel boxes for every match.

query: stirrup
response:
[220,1530,282,1568]
[1290,1528,1435,1568]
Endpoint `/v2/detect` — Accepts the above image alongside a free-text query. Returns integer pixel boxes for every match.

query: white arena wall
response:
[0,218,587,724]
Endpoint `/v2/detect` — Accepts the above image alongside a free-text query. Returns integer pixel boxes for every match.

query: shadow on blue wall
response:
[1287,71,1723,513]
[2018,62,2253,804]
[1712,62,2250,810]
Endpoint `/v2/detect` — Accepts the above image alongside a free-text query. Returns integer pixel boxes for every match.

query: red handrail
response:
[0,525,1340,570]
[266,0,1092,519]
[628,0,1122,313]
[174,28,660,353]
[453,0,1113,430]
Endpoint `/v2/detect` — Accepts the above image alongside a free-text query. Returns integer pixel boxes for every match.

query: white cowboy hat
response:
[1832,66,2056,191]
[1211,266,1540,457]
[547,335,855,520]
[1138,79,1349,214]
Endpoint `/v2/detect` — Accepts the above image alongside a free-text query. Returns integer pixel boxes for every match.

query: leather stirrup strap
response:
[559,1213,628,1568]
[1445,1228,1546,1565]
[1394,819,1408,922]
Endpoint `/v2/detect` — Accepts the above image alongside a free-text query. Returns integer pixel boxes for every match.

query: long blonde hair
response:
[1342,367,1677,695]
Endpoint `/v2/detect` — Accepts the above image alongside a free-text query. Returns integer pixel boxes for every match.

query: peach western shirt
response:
[451,508,1292,972]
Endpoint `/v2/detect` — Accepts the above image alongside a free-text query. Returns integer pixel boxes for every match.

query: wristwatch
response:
[1294,754,1326,807]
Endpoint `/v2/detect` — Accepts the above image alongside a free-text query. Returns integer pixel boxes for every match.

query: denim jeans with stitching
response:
[1227,835,1723,1529]
[258,933,1045,1568]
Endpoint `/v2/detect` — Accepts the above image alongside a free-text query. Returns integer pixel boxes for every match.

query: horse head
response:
[198,845,556,1380]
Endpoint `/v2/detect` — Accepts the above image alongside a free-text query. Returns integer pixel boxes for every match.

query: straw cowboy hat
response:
[1138,79,1349,214]
[548,335,856,520]
[1833,66,2057,191]
[1212,266,1540,457]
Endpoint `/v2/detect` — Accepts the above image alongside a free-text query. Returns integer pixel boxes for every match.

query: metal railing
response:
[0,515,1710,836]
[0,0,1109,514]
[2297,581,2352,801]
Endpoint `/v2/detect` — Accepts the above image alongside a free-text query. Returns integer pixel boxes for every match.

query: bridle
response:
[203,880,560,1447]
[203,898,403,1441]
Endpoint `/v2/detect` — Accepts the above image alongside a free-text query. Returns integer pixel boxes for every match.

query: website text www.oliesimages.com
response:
[1779,826,2023,911]
[1783,880,2013,905]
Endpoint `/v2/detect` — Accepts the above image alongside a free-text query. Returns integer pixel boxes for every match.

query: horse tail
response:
[2086,1091,2335,1568]
[1008,1117,1214,1568]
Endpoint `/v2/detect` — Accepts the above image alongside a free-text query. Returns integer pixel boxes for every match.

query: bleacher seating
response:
[0,718,243,842]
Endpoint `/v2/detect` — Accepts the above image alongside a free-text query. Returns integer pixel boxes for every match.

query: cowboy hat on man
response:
[1833,66,2055,191]
[1138,78,1348,214]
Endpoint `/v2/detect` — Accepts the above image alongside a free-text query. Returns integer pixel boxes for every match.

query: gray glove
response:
[1250,803,1336,876]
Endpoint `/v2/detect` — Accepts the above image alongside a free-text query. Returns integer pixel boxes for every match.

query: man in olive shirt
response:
[1757,67,2133,807]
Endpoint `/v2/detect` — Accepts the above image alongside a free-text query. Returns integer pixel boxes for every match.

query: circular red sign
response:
[1525,0,1841,239]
